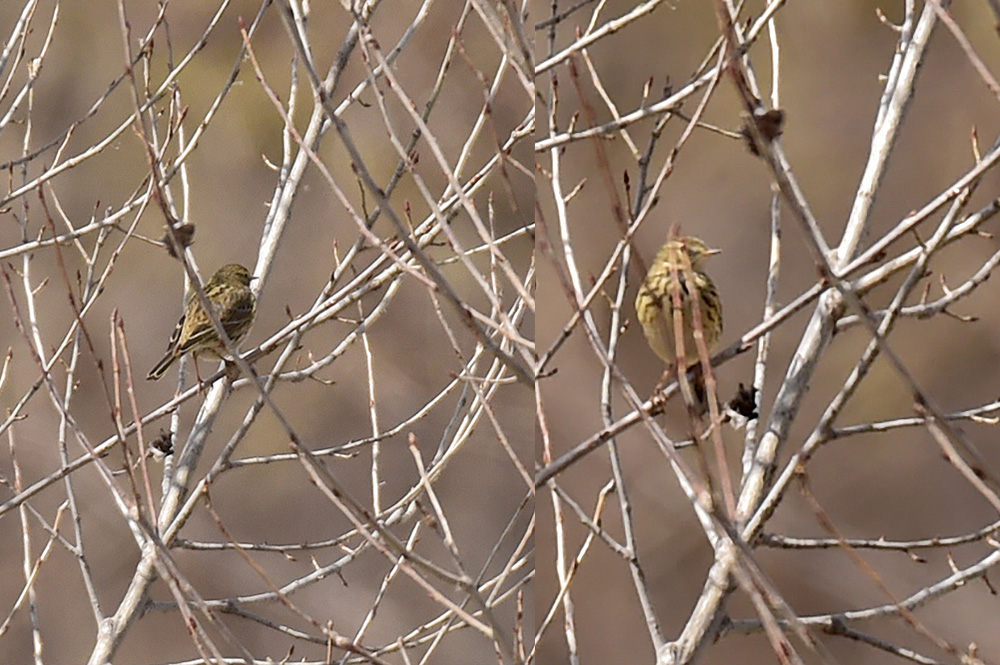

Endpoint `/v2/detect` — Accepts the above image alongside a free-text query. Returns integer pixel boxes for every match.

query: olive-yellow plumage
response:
[147,264,256,381]
[634,236,722,367]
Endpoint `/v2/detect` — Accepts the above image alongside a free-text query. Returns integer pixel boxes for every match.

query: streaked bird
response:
[147,263,256,381]
[635,236,722,369]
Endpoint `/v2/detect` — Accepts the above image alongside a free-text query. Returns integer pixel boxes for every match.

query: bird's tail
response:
[146,351,177,381]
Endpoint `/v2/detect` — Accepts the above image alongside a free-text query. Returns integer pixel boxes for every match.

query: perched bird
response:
[147,263,256,381]
[634,236,722,369]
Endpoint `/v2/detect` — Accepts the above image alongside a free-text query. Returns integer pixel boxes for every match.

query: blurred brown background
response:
[0,2,533,663]
[537,1,1000,663]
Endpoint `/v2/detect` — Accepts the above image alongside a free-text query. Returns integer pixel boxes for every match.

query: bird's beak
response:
[705,248,721,256]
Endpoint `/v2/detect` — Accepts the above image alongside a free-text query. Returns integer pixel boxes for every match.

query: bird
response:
[634,235,722,371]
[147,263,256,381]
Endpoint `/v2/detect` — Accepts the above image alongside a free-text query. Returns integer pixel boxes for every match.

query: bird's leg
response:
[222,359,240,381]
[193,356,208,393]
[654,366,672,394]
